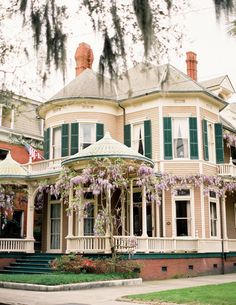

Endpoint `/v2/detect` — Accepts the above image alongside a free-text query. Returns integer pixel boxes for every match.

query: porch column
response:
[155,202,160,237]
[129,180,134,236]
[26,185,35,240]
[221,195,228,239]
[105,188,112,252]
[67,187,74,237]
[142,185,148,237]
[121,188,125,236]
[26,184,36,253]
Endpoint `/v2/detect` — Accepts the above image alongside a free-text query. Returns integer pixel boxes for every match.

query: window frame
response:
[131,122,145,155]
[208,191,219,238]
[172,117,190,159]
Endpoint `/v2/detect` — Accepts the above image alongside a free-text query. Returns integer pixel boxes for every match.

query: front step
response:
[0,253,60,274]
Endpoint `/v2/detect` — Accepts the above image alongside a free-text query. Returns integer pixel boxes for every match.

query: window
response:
[173,118,189,158]
[132,123,144,155]
[83,192,95,236]
[80,123,96,150]
[176,200,191,236]
[207,122,215,162]
[52,126,61,158]
[210,202,217,237]
[0,149,8,160]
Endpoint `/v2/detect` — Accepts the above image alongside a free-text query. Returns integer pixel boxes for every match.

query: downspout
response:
[219,196,225,274]
[113,83,126,128]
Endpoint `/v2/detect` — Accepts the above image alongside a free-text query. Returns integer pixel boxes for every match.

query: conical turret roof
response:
[0,152,28,178]
[62,132,154,166]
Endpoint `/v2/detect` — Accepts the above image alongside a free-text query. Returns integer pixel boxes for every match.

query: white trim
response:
[200,185,206,238]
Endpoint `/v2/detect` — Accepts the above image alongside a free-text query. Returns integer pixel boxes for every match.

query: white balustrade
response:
[218,163,236,177]
[24,157,66,174]
[0,239,34,253]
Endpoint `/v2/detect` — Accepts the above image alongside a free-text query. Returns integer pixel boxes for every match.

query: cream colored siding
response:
[163,106,196,116]
[194,188,202,238]
[200,108,218,122]
[46,112,119,140]
[163,162,200,175]
[164,190,172,237]
[202,164,217,176]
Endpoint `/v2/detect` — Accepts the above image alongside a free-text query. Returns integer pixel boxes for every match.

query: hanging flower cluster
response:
[223,131,236,148]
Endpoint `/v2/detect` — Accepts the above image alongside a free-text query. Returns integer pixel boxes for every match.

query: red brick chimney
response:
[75,42,94,76]
[186,51,197,81]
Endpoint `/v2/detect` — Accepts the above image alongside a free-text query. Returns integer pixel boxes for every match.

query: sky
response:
[2,0,236,102]
[51,0,236,102]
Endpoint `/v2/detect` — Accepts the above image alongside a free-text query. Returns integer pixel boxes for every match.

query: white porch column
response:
[142,185,148,237]
[129,180,134,236]
[67,187,74,237]
[26,185,35,240]
[105,189,112,252]
[155,202,160,237]
[121,188,125,235]
[221,195,228,239]
[26,184,36,253]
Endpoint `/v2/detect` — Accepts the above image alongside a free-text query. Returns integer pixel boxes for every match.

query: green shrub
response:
[51,254,96,274]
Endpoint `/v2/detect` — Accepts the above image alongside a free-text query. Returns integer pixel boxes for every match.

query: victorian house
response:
[1,43,236,279]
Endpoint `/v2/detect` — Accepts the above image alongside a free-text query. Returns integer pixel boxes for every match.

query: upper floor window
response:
[173,118,189,158]
[132,123,144,155]
[52,126,61,159]
[44,122,104,160]
[80,123,96,150]
[207,122,215,162]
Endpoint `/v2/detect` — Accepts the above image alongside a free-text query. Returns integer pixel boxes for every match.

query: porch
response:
[1,236,236,254]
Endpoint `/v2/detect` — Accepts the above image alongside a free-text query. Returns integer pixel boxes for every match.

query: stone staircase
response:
[0,253,60,274]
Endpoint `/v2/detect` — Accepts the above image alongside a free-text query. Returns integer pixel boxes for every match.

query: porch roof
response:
[0,152,28,179]
[62,132,154,167]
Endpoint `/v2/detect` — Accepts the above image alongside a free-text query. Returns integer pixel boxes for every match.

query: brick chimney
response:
[186,51,197,81]
[75,42,94,76]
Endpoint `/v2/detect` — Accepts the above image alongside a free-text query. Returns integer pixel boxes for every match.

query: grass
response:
[125,282,236,305]
[0,272,133,286]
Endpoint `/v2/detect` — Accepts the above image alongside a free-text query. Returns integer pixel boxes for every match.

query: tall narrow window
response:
[173,118,189,158]
[52,127,61,158]
[132,123,144,155]
[80,123,96,150]
[176,200,191,236]
[83,192,95,236]
[234,203,236,228]
[208,123,215,162]
[210,202,217,237]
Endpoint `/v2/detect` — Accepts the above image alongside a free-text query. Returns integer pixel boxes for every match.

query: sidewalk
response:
[0,273,236,305]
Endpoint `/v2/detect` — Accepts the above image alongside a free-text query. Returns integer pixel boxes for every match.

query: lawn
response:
[0,272,132,286]
[125,282,236,305]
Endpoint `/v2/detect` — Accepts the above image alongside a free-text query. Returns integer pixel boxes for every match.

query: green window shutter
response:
[61,124,69,157]
[71,122,79,155]
[124,124,131,147]
[202,119,209,161]
[44,128,50,160]
[215,123,224,164]
[163,117,172,160]
[189,117,199,160]
[96,123,104,141]
[144,120,152,159]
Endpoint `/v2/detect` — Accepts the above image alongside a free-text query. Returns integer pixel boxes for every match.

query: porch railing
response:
[66,236,236,254]
[0,239,34,253]
[218,159,236,177]
[24,157,66,174]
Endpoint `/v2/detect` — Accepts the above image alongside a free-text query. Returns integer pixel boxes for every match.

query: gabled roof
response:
[62,132,154,166]
[200,75,235,93]
[220,115,236,133]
